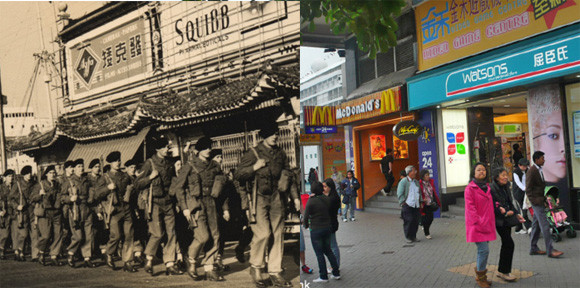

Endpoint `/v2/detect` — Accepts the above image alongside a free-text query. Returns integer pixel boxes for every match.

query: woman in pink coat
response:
[465,162,496,288]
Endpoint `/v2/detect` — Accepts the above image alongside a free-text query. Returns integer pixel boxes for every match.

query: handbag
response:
[496,213,520,227]
[429,201,439,211]
[342,194,350,204]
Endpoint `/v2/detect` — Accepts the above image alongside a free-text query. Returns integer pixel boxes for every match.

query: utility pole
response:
[0,65,7,172]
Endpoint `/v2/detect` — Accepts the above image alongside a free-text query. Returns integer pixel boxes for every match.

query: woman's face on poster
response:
[535,110,566,182]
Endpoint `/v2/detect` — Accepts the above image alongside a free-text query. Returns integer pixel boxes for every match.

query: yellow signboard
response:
[416,0,580,71]
[336,86,402,125]
[300,132,321,145]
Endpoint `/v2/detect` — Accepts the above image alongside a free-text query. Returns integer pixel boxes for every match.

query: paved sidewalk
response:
[301,211,579,288]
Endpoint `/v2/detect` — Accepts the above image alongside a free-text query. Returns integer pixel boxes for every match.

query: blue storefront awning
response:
[407,23,580,111]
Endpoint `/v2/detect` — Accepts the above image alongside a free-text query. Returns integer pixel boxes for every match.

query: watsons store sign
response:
[336,86,402,125]
[407,27,580,110]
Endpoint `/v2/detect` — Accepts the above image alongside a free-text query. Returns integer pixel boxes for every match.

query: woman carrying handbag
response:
[418,169,441,240]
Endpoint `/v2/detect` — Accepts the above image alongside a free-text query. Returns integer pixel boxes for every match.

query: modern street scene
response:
[300,0,580,287]
[1,1,300,287]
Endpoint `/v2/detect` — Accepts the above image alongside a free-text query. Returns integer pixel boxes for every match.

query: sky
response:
[0,1,103,124]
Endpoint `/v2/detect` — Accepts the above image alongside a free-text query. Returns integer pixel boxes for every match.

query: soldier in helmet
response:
[136,135,183,276]
[235,122,300,288]
[9,166,36,262]
[30,165,64,266]
[171,136,225,281]
[96,151,137,272]
[61,159,96,268]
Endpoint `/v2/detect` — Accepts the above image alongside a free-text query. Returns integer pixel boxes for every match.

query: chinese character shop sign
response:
[68,17,148,100]
[415,0,579,71]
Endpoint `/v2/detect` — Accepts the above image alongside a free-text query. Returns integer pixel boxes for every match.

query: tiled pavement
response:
[302,211,579,288]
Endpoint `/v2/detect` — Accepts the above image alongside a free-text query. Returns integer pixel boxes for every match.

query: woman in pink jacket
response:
[465,163,496,288]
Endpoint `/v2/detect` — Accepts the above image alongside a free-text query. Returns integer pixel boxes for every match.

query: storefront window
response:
[565,82,580,188]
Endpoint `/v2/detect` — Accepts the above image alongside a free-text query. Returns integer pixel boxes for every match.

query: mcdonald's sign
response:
[304,106,337,134]
[336,86,402,125]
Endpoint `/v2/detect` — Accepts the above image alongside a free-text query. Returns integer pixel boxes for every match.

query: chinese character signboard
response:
[336,86,402,125]
[67,14,148,101]
[416,0,580,71]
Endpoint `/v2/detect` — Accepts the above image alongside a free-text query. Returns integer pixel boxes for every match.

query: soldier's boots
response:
[50,257,63,266]
[144,259,153,275]
[133,255,144,267]
[123,262,138,273]
[165,265,184,276]
[106,254,116,270]
[206,270,225,281]
[38,254,47,266]
[269,273,292,288]
[0,249,5,260]
[250,267,268,288]
[67,254,75,268]
[235,246,246,263]
[187,260,203,281]
[83,259,97,268]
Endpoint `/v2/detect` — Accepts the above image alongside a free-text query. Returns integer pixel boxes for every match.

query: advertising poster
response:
[370,135,386,161]
[322,127,347,183]
[418,110,441,218]
[528,84,571,215]
[393,135,409,159]
[442,109,470,187]
[574,111,580,158]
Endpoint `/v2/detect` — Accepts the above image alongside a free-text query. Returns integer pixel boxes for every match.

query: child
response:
[546,194,569,227]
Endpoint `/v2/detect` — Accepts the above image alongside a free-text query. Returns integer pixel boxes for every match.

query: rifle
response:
[68,178,80,229]
[146,159,154,222]
[187,210,198,230]
[103,173,115,230]
[16,180,24,228]
[0,196,6,229]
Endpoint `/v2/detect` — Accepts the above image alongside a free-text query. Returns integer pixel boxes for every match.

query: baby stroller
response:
[544,186,576,242]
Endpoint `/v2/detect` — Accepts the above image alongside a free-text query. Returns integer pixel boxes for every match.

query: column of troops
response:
[0,123,301,288]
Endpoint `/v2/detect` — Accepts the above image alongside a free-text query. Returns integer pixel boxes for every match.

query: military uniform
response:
[9,173,35,260]
[86,172,106,258]
[30,177,63,263]
[0,174,14,258]
[126,169,146,264]
[96,166,135,270]
[61,173,94,265]
[135,153,178,269]
[235,138,291,287]
[173,154,223,278]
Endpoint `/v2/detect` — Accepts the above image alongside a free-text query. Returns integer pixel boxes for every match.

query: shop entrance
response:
[453,92,529,181]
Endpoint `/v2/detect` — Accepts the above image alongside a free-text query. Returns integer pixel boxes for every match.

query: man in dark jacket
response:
[136,135,183,276]
[9,166,36,261]
[526,151,563,258]
[0,170,15,260]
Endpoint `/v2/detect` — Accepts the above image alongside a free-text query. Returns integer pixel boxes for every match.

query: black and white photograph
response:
[0,1,300,287]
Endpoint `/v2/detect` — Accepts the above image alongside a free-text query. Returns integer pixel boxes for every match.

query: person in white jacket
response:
[512,158,531,234]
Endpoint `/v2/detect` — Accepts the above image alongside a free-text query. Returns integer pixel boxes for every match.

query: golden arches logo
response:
[311,106,334,126]
[380,89,400,114]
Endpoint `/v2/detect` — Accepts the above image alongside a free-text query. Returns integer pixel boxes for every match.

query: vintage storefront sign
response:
[415,0,580,71]
[66,11,149,101]
[393,120,424,141]
[336,86,402,125]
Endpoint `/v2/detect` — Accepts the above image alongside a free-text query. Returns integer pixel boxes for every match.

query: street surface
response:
[0,240,300,287]
[302,211,579,288]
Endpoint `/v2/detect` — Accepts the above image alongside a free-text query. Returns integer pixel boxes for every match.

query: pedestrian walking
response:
[136,136,183,276]
[512,158,532,234]
[340,171,360,222]
[526,151,564,258]
[397,165,422,243]
[490,168,525,282]
[62,159,96,268]
[322,178,341,269]
[380,148,395,196]
[235,122,298,288]
[465,163,496,288]
[96,151,137,272]
[418,169,441,240]
[125,159,146,267]
[330,166,343,215]
[303,182,340,283]
[512,144,523,166]
[308,168,318,185]
[31,165,64,266]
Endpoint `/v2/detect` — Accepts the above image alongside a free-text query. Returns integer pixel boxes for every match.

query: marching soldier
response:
[59,160,75,255]
[30,165,64,266]
[235,122,299,288]
[172,136,225,281]
[0,170,15,260]
[9,166,35,262]
[135,135,183,276]
[61,159,96,268]
[125,159,146,266]
[96,151,137,272]
[85,159,106,260]
[210,149,231,271]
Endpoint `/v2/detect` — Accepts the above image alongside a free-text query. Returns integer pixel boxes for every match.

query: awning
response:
[66,127,149,165]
